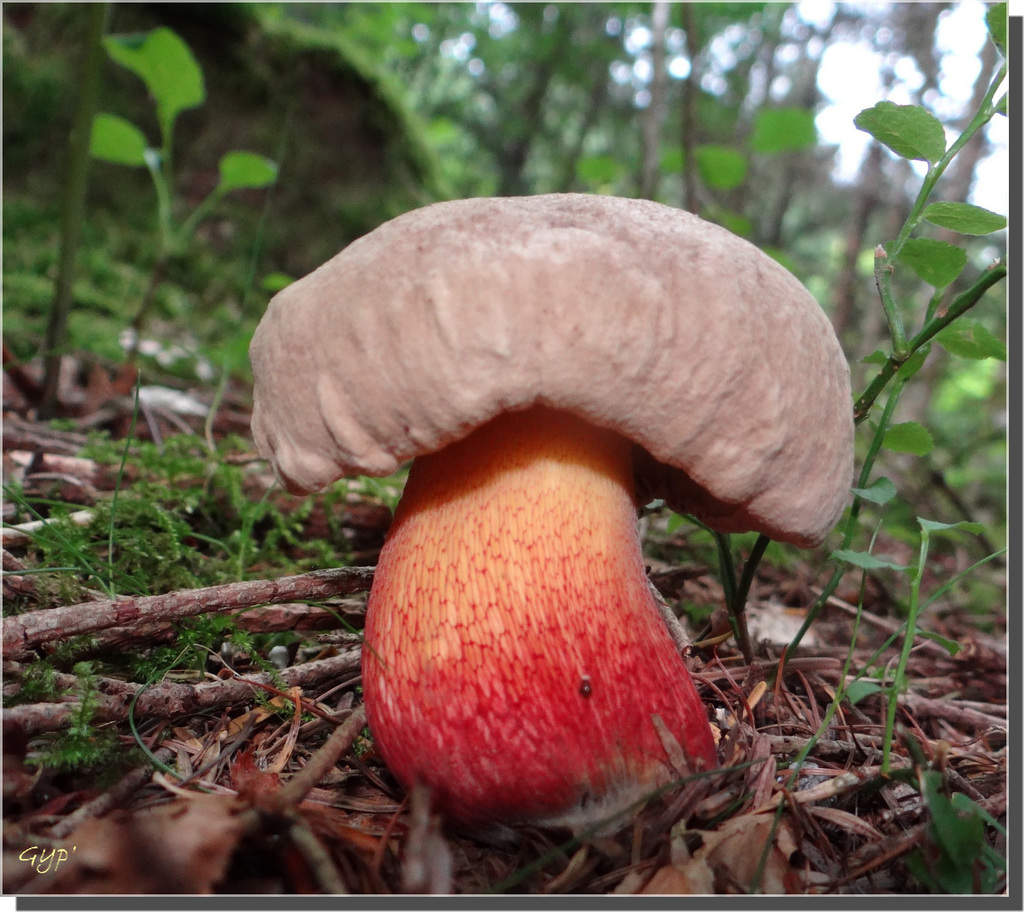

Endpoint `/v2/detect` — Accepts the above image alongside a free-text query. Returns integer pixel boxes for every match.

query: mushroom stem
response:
[362,406,718,828]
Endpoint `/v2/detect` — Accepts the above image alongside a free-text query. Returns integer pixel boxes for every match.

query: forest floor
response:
[1,356,1008,896]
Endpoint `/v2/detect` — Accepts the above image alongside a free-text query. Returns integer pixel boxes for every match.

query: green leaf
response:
[862,350,888,366]
[832,549,908,572]
[935,320,1006,361]
[666,512,688,535]
[986,2,1006,53]
[749,108,817,153]
[852,476,898,505]
[920,769,986,866]
[916,628,961,657]
[576,154,623,185]
[217,152,278,194]
[707,208,752,237]
[918,518,986,536]
[854,101,946,163]
[425,117,460,147]
[104,28,205,144]
[897,238,967,289]
[89,113,149,167]
[845,679,883,705]
[695,145,747,189]
[660,147,683,174]
[922,202,1006,235]
[883,421,933,455]
[261,272,295,293]
[762,247,799,275]
[951,792,1007,838]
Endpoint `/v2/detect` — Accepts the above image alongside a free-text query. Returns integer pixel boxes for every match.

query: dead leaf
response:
[32,792,250,893]
[642,861,714,894]
[230,748,282,805]
[665,812,805,894]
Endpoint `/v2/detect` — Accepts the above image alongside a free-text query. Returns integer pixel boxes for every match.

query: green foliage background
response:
[5,1,1006,560]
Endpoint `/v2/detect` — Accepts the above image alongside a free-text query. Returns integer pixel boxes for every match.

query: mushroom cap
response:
[250,194,854,547]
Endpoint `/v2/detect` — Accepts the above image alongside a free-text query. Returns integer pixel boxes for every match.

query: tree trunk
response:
[639,1,670,199]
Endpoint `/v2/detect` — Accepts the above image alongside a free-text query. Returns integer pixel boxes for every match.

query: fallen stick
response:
[271,704,367,813]
[2,509,96,546]
[901,692,1007,732]
[49,748,176,839]
[3,649,362,735]
[2,566,375,655]
[91,600,367,652]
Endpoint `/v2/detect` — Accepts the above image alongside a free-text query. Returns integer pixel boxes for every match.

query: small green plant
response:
[762,8,1008,888]
[29,661,123,773]
[88,26,278,344]
[907,766,1006,893]
[833,517,1000,770]
[775,1,1007,660]
[3,433,340,620]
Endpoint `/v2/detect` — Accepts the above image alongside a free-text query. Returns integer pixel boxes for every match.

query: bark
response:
[3,650,361,735]
[639,1,670,200]
[2,567,375,656]
[496,13,571,196]
[832,143,884,340]
[556,65,610,192]
[679,3,700,213]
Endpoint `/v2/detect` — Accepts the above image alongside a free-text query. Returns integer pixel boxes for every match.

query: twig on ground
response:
[766,734,883,763]
[900,693,1007,733]
[647,580,693,657]
[270,705,367,813]
[287,820,350,894]
[2,509,96,546]
[1,413,91,454]
[4,649,362,735]
[2,566,375,655]
[92,599,366,651]
[754,770,868,813]
[815,589,955,658]
[49,748,176,839]
[839,791,1006,887]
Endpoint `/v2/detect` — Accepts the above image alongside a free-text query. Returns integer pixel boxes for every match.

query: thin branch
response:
[39,3,110,417]
[271,705,367,813]
[49,748,176,838]
[873,246,908,359]
[853,260,1007,422]
[3,650,361,735]
[2,566,375,655]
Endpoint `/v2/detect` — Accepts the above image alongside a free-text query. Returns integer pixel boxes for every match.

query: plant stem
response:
[39,3,110,418]
[124,255,169,362]
[887,61,1007,261]
[712,532,771,665]
[854,260,1006,422]
[714,531,737,608]
[881,524,931,774]
[106,379,141,596]
[778,375,910,670]
[735,534,770,613]
[874,245,909,360]
[733,534,770,664]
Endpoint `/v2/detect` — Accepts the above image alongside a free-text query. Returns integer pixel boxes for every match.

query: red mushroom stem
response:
[362,406,718,827]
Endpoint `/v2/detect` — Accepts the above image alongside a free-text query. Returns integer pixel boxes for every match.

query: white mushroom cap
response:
[250,194,854,547]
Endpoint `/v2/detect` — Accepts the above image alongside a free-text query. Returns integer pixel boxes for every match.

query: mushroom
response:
[249,194,854,829]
